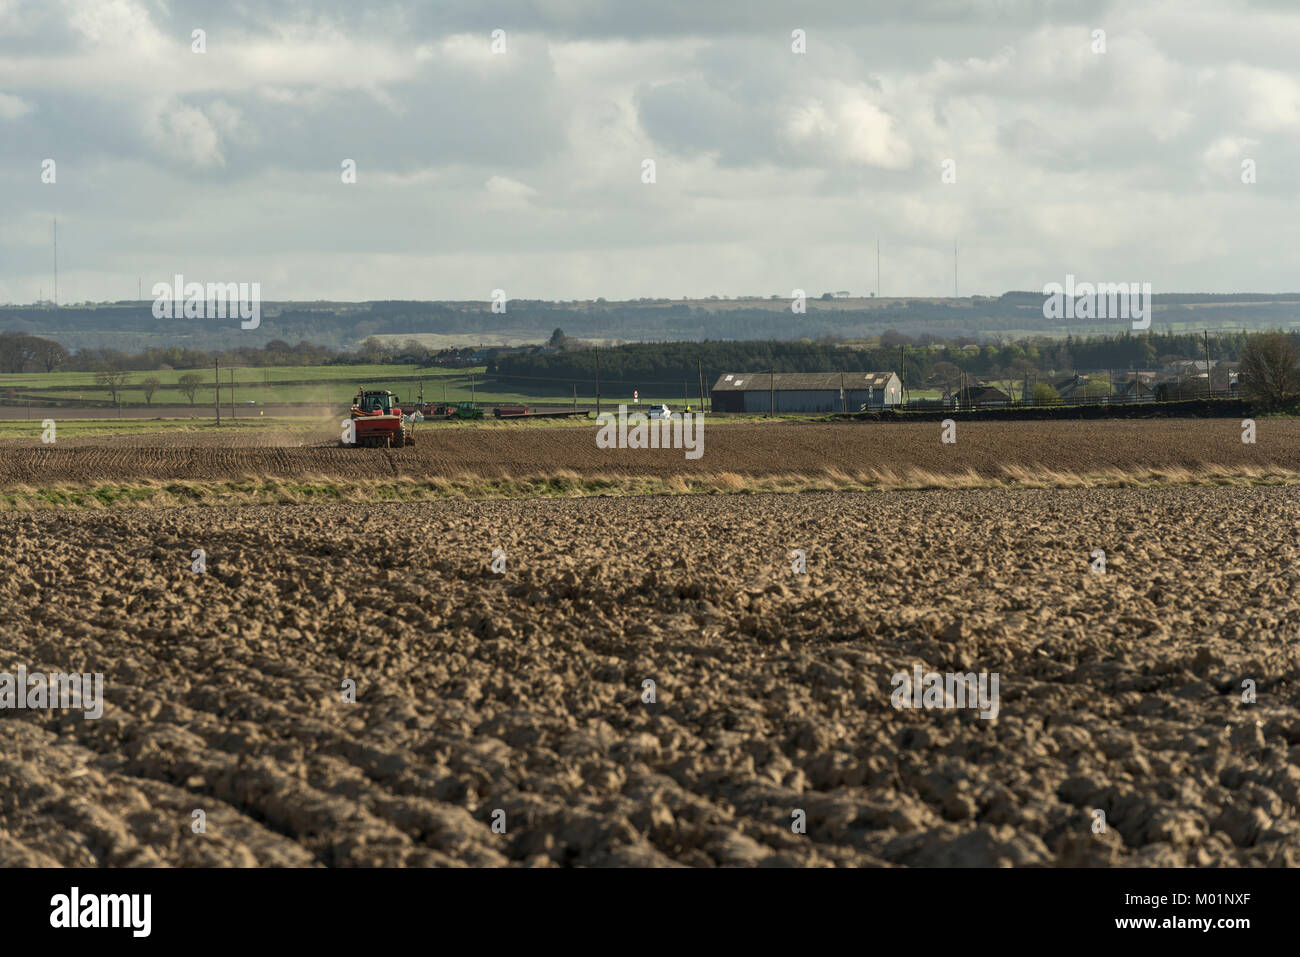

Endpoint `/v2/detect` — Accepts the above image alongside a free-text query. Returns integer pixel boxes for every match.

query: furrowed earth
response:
[2,472,1298,866]
[2,417,1300,484]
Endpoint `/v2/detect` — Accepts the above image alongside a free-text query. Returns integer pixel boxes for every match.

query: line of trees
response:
[85,369,209,406]
[489,330,1270,391]
[67,339,336,373]
[58,338,473,374]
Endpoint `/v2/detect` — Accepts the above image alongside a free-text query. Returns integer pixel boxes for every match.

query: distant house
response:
[1114,379,1157,402]
[1052,374,1091,400]
[958,384,1012,406]
[710,372,902,413]
[1166,359,1218,375]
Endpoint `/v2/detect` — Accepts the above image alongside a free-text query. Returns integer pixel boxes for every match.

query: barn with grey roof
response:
[710,372,902,413]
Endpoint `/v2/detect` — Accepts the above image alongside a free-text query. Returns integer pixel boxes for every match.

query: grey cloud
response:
[1,0,1298,304]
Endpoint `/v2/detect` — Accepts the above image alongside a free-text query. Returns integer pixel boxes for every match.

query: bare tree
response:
[1239,332,1300,406]
[142,376,162,406]
[94,367,130,404]
[178,372,202,406]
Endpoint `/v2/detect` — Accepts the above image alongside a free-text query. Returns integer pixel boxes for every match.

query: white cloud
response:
[1222,65,1300,131]
[66,0,165,50]
[143,99,226,169]
[1203,135,1258,171]
[0,91,32,120]
[484,175,539,204]
[784,90,913,169]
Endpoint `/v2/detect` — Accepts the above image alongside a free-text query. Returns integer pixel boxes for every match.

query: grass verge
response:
[2,463,1300,509]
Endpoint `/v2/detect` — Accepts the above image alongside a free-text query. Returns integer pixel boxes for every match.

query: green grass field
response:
[0,366,553,408]
[0,363,462,404]
[0,363,449,389]
[0,363,700,409]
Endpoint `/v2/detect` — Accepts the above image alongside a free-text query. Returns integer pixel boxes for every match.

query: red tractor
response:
[346,389,414,447]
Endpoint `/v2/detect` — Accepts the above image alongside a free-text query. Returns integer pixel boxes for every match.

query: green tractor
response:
[451,401,484,420]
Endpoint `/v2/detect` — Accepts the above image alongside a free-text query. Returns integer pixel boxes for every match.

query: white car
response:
[647,404,672,419]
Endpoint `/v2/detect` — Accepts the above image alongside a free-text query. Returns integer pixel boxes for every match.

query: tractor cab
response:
[354,390,398,415]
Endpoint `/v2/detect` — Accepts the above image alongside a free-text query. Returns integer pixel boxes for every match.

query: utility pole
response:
[899,345,906,405]
[230,368,235,420]
[876,236,880,299]
[53,218,58,307]
[954,241,958,298]
[595,347,601,415]
[1204,329,1212,398]
[572,383,577,412]
[214,358,221,426]
[769,368,775,416]
[840,371,846,413]
[697,356,706,412]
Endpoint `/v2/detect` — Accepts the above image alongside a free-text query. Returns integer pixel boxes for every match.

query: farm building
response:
[958,384,1012,406]
[1052,373,1091,400]
[1114,378,1158,402]
[710,372,902,413]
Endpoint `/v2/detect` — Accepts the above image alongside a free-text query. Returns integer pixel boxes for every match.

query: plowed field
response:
[2,489,1297,867]
[2,419,1298,485]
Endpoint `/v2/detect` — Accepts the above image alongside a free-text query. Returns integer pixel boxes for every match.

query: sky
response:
[1,0,1298,304]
